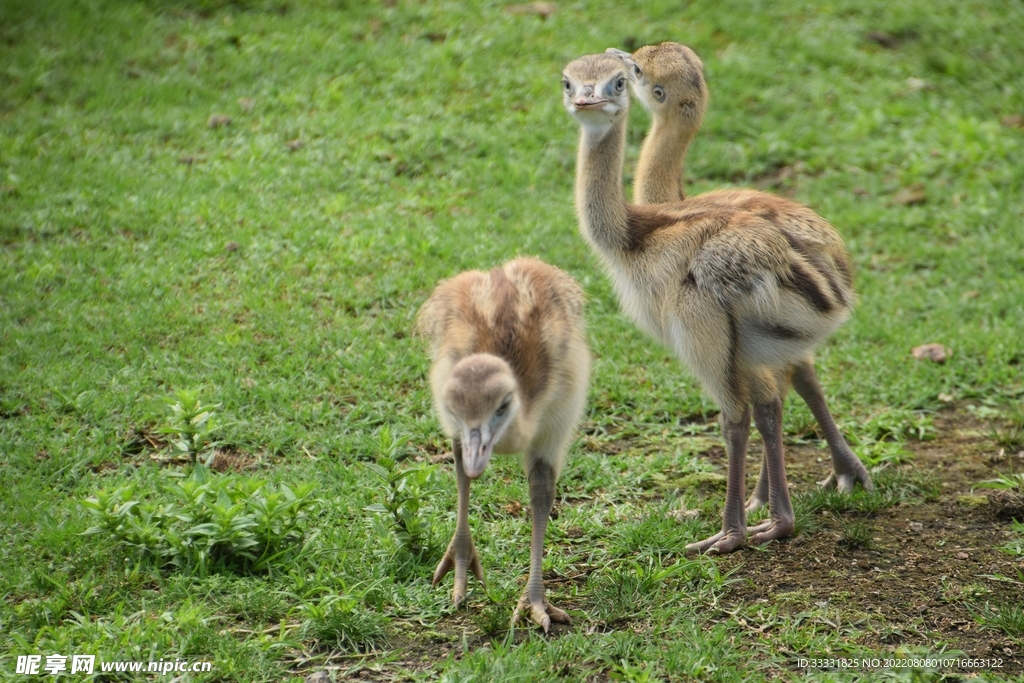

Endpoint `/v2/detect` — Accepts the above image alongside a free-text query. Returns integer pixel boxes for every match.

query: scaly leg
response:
[512,459,570,632]
[746,453,769,513]
[791,360,874,493]
[747,397,796,545]
[687,407,752,555]
[432,440,485,607]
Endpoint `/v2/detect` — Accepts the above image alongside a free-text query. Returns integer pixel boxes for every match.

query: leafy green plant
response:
[1000,521,1024,560]
[976,602,1024,641]
[81,465,317,576]
[992,405,1024,449]
[160,388,222,466]
[362,427,442,557]
[974,472,1024,492]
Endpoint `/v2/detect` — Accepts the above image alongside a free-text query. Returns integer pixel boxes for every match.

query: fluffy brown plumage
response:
[416,257,589,629]
[562,52,866,554]
[616,42,874,507]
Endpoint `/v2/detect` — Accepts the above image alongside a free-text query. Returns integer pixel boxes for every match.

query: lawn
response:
[2,0,1023,680]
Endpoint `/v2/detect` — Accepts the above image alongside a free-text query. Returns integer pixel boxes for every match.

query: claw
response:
[432,535,485,607]
[685,529,745,556]
[747,517,795,546]
[819,468,874,493]
[512,594,571,633]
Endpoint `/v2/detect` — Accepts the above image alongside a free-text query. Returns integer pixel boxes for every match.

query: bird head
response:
[440,354,520,480]
[562,53,631,133]
[607,42,706,129]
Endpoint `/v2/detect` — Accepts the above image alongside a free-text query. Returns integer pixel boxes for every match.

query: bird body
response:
[618,42,873,504]
[562,52,866,554]
[416,257,589,628]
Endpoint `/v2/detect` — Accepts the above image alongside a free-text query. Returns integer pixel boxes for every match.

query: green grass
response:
[3,0,1024,680]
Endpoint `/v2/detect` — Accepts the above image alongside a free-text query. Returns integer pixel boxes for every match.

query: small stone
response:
[305,672,330,683]
[286,139,304,151]
[911,343,948,363]
[237,97,255,111]
[225,241,240,252]
[938,393,954,403]
[207,113,232,128]
[906,77,927,91]
[908,522,924,532]
[956,552,969,559]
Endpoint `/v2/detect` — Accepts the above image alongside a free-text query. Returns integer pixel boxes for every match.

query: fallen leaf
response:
[286,139,304,151]
[866,31,900,49]
[893,183,927,206]
[960,289,980,301]
[911,343,948,363]
[908,522,924,532]
[504,2,556,19]
[225,241,240,252]
[237,97,254,111]
[1000,114,1024,130]
[207,113,232,128]
[938,392,954,403]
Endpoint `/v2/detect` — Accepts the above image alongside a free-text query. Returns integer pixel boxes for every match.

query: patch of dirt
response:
[208,447,261,473]
[716,406,1024,675]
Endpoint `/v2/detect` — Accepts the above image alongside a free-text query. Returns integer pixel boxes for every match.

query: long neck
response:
[634,117,696,204]
[574,120,631,256]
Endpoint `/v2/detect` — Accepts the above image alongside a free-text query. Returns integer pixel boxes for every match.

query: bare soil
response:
[714,406,1024,676]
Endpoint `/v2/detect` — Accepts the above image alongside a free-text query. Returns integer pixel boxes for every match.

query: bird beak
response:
[461,427,492,480]
[573,95,609,111]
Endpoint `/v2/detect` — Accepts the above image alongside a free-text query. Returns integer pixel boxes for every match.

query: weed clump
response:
[81,465,317,577]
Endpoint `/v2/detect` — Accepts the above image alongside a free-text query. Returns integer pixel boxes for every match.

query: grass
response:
[2,0,1024,680]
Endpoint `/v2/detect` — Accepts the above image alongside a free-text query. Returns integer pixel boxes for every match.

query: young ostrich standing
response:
[562,53,858,554]
[416,257,590,630]
[611,42,872,512]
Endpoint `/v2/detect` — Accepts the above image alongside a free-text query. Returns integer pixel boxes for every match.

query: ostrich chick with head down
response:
[562,52,860,554]
[606,42,872,513]
[416,257,590,631]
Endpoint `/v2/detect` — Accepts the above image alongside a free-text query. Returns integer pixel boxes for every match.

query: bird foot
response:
[819,467,874,494]
[431,534,485,608]
[745,493,767,514]
[511,593,571,633]
[747,516,795,546]
[685,529,746,556]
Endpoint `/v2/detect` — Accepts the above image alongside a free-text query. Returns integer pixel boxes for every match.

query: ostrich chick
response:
[562,53,857,554]
[416,257,590,631]
[608,42,872,510]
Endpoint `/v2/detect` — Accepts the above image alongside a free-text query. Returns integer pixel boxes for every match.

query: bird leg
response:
[432,440,485,607]
[746,453,769,514]
[687,406,751,555]
[747,397,796,545]
[512,459,570,632]
[791,360,874,493]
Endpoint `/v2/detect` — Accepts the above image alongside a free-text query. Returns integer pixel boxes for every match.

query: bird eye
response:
[562,78,571,93]
[653,85,666,102]
[495,401,510,417]
[633,64,643,79]
[615,76,626,92]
